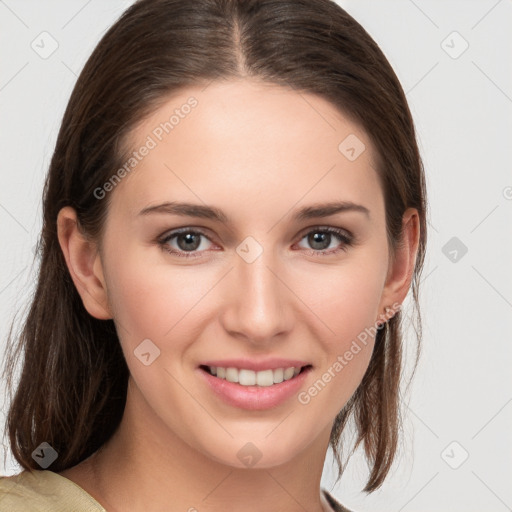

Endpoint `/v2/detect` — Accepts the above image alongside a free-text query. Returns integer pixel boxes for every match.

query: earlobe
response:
[56,206,112,320]
[377,208,420,319]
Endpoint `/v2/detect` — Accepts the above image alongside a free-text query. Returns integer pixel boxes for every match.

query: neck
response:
[79,377,333,512]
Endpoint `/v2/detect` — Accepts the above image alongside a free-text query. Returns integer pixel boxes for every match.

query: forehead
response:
[111,79,383,222]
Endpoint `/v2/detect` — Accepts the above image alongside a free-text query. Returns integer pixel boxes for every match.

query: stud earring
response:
[376,305,393,329]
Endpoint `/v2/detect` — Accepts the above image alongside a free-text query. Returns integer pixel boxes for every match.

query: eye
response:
[158,228,214,258]
[295,227,353,256]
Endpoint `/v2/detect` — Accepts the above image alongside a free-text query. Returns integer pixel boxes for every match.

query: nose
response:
[219,247,294,346]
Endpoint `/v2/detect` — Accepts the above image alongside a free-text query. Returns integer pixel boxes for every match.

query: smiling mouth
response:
[199,364,312,387]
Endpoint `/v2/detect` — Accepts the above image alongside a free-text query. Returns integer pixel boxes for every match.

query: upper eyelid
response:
[297,225,353,238]
[159,227,213,242]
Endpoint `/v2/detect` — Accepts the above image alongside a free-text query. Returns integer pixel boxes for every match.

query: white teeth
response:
[239,369,256,386]
[283,367,295,380]
[273,368,284,383]
[256,369,274,387]
[207,365,304,386]
[225,367,238,383]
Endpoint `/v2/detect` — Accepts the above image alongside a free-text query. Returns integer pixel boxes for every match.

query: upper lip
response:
[199,358,312,372]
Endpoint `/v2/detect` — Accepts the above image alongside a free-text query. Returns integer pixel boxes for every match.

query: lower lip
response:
[197,366,312,411]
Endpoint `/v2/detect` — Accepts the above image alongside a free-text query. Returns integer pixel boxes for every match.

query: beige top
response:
[0,470,106,511]
[0,469,353,511]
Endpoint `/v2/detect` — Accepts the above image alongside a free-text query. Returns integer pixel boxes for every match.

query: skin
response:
[56,78,420,512]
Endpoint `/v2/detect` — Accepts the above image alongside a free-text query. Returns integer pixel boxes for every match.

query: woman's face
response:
[88,79,402,468]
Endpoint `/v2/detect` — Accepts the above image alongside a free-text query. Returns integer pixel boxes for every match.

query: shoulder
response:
[0,469,106,512]
[322,488,357,512]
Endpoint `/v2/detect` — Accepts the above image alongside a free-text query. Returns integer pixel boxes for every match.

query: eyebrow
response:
[138,200,370,223]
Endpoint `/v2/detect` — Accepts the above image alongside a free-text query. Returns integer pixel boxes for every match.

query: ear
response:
[377,207,420,322]
[56,206,112,320]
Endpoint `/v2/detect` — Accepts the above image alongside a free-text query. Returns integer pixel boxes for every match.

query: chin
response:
[199,433,313,470]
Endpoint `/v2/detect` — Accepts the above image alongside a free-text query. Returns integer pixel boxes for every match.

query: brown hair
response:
[1,0,427,493]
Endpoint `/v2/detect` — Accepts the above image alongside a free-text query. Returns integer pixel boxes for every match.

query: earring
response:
[376,305,393,329]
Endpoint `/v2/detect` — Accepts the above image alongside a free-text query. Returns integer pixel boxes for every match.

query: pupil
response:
[178,233,200,251]
[309,232,330,250]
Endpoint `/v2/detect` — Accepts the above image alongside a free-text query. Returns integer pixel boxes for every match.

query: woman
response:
[0,0,427,510]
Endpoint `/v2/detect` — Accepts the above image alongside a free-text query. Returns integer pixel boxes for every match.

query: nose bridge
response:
[221,238,291,342]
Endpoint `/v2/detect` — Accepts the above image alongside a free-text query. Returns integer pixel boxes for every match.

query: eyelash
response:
[157,226,354,259]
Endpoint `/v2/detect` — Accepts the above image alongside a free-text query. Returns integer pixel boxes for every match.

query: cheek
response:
[103,249,217,351]
[332,274,382,345]
[295,256,386,345]
[292,256,386,408]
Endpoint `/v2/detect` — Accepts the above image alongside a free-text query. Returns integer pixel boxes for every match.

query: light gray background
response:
[1,1,511,511]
